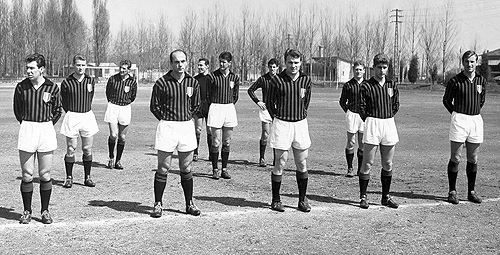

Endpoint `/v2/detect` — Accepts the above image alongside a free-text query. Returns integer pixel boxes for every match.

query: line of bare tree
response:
[0,0,483,85]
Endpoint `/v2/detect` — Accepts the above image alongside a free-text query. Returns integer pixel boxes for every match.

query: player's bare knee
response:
[109,134,118,141]
[22,173,33,183]
[66,145,76,156]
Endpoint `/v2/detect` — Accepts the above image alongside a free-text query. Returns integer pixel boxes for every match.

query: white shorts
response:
[18,121,57,153]
[104,102,131,126]
[270,118,311,150]
[207,103,238,128]
[362,117,399,146]
[60,111,99,138]
[155,120,197,153]
[449,112,483,143]
[345,110,365,133]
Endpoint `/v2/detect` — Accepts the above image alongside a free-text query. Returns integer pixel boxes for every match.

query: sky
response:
[74,0,500,53]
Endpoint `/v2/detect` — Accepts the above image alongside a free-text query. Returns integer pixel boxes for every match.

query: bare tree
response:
[363,15,376,79]
[441,0,458,84]
[345,4,362,64]
[9,0,27,76]
[92,0,110,67]
[43,0,62,76]
[406,0,420,56]
[420,6,441,89]
[179,10,198,74]
[154,14,172,71]
[0,0,9,76]
[373,9,391,55]
[27,0,43,53]
[61,0,87,75]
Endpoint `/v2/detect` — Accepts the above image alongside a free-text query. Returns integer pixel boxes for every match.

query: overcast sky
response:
[75,0,500,53]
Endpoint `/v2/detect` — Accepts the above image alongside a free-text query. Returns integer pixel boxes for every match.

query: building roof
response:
[487,48,500,56]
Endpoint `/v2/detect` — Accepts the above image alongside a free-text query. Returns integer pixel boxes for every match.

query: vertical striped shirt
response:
[247,72,276,108]
[359,77,399,121]
[443,72,486,115]
[106,73,137,106]
[13,78,62,124]
[60,73,95,113]
[150,71,200,121]
[269,70,312,122]
[339,78,363,113]
[194,73,211,102]
[208,69,240,104]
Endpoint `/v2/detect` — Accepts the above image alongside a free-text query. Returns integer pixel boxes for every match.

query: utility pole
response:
[391,9,403,83]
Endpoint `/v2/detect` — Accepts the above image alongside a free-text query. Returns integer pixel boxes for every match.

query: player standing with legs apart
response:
[150,50,201,217]
[60,55,99,188]
[104,60,137,170]
[358,54,399,209]
[339,61,366,177]
[248,58,279,167]
[14,53,62,224]
[207,52,240,180]
[268,49,312,212]
[193,58,212,162]
[443,50,486,204]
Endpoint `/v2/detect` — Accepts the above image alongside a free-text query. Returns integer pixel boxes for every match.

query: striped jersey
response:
[443,72,486,115]
[247,72,275,109]
[208,69,240,104]
[194,73,210,102]
[13,78,62,124]
[150,71,200,121]
[359,77,399,121]
[60,73,95,113]
[106,73,137,106]
[269,70,312,122]
[339,78,363,113]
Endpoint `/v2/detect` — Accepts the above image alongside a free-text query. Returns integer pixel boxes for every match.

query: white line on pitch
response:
[1,197,498,230]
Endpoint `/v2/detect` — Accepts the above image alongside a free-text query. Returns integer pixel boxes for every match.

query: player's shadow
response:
[196,196,269,209]
[88,200,152,215]
[282,169,344,176]
[74,161,108,168]
[368,191,447,202]
[0,207,22,222]
[145,152,179,159]
[281,193,358,207]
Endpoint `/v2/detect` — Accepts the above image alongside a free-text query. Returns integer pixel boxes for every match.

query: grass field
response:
[0,83,499,254]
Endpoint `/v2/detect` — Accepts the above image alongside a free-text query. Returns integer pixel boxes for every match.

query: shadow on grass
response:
[0,207,21,222]
[88,200,152,215]
[74,161,108,168]
[281,168,345,176]
[196,196,268,209]
[281,193,358,207]
[368,191,447,202]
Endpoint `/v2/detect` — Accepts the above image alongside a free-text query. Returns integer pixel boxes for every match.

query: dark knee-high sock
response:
[211,146,219,170]
[359,173,370,198]
[466,161,477,194]
[296,171,309,201]
[108,137,116,159]
[20,181,33,213]
[271,173,282,202]
[357,148,364,172]
[64,155,75,177]
[207,133,213,152]
[260,140,267,159]
[116,139,125,161]
[221,145,230,169]
[39,179,52,212]
[447,160,459,192]
[83,154,92,179]
[195,134,200,155]
[180,172,194,205]
[381,169,393,197]
[345,149,354,169]
[154,172,167,204]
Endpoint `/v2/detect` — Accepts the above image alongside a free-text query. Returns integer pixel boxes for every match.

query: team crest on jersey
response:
[124,85,130,93]
[387,88,394,97]
[87,83,93,92]
[42,92,51,103]
[186,86,193,97]
[477,85,482,94]
[229,81,234,89]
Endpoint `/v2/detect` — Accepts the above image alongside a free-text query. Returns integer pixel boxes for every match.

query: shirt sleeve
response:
[130,80,138,103]
[442,79,455,114]
[480,79,486,108]
[233,75,240,104]
[339,84,348,113]
[13,84,23,123]
[247,77,262,105]
[52,85,63,124]
[191,80,201,116]
[60,80,69,112]
[105,78,112,102]
[392,83,400,116]
[304,78,312,110]
[150,81,164,121]
[359,84,368,121]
